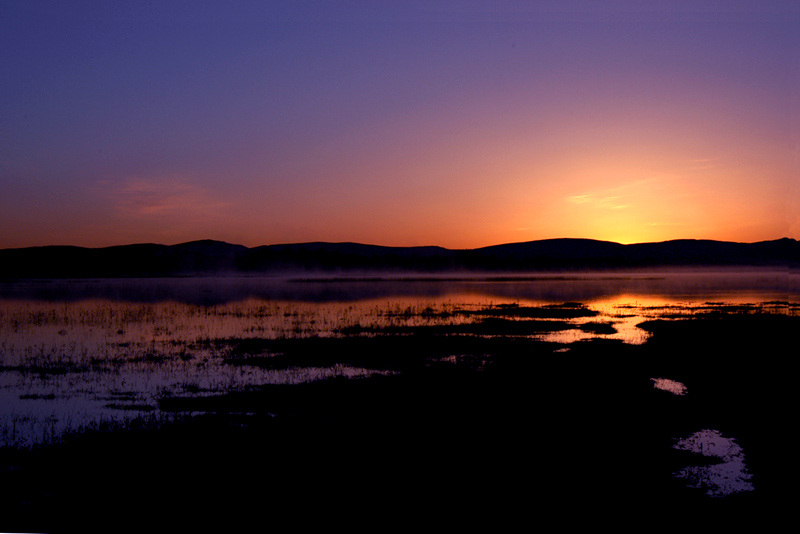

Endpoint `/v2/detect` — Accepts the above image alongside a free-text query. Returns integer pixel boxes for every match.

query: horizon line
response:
[3,235,797,252]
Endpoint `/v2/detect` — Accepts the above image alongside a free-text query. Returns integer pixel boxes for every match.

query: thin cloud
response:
[686,157,719,172]
[92,176,236,244]
[566,194,592,204]
[106,177,232,222]
[566,193,629,210]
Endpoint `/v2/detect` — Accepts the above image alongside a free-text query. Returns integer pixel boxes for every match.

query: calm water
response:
[1,269,797,496]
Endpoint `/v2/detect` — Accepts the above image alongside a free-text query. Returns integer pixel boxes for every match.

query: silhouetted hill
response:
[0,238,797,278]
[240,242,456,273]
[0,240,245,278]
[463,237,799,270]
[625,238,799,267]
[464,238,628,270]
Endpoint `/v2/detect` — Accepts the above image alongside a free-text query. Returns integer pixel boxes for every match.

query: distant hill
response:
[0,237,797,278]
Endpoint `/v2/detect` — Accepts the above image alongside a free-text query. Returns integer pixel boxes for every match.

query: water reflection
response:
[1,268,795,305]
[1,271,797,452]
[673,429,754,497]
[651,377,687,396]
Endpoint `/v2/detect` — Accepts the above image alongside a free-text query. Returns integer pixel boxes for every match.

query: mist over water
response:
[1,267,796,305]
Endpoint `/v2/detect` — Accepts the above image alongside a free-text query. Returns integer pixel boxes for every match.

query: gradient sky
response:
[2,1,798,249]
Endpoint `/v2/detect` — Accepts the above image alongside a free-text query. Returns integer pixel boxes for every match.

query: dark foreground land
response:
[1,306,795,531]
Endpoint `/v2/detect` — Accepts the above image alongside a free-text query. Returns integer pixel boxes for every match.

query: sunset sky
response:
[2,1,798,249]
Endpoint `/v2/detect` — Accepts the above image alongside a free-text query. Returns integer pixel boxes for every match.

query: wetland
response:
[1,269,797,530]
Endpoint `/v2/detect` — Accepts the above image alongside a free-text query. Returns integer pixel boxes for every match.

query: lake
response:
[1,268,797,528]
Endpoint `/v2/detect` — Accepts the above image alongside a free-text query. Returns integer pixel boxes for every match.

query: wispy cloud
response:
[686,157,718,172]
[565,177,669,212]
[103,176,232,222]
[93,176,236,244]
[566,193,629,210]
[566,194,592,204]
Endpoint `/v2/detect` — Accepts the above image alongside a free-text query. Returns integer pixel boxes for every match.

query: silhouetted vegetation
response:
[1,298,793,531]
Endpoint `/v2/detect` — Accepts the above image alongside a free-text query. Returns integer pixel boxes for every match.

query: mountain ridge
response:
[1,237,797,278]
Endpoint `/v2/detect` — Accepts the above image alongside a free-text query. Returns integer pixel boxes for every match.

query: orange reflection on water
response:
[651,377,687,396]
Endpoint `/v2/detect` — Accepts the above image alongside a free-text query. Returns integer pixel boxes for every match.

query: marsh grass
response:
[1,279,798,532]
[2,297,493,447]
[3,295,795,447]
[0,285,797,530]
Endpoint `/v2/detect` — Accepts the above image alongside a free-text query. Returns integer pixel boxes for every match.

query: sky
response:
[1,0,798,249]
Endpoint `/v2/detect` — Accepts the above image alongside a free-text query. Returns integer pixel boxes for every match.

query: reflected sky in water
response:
[673,429,754,497]
[0,268,795,497]
[651,377,687,396]
[1,268,797,305]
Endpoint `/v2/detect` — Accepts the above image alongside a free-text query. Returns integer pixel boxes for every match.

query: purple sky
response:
[2,1,798,249]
